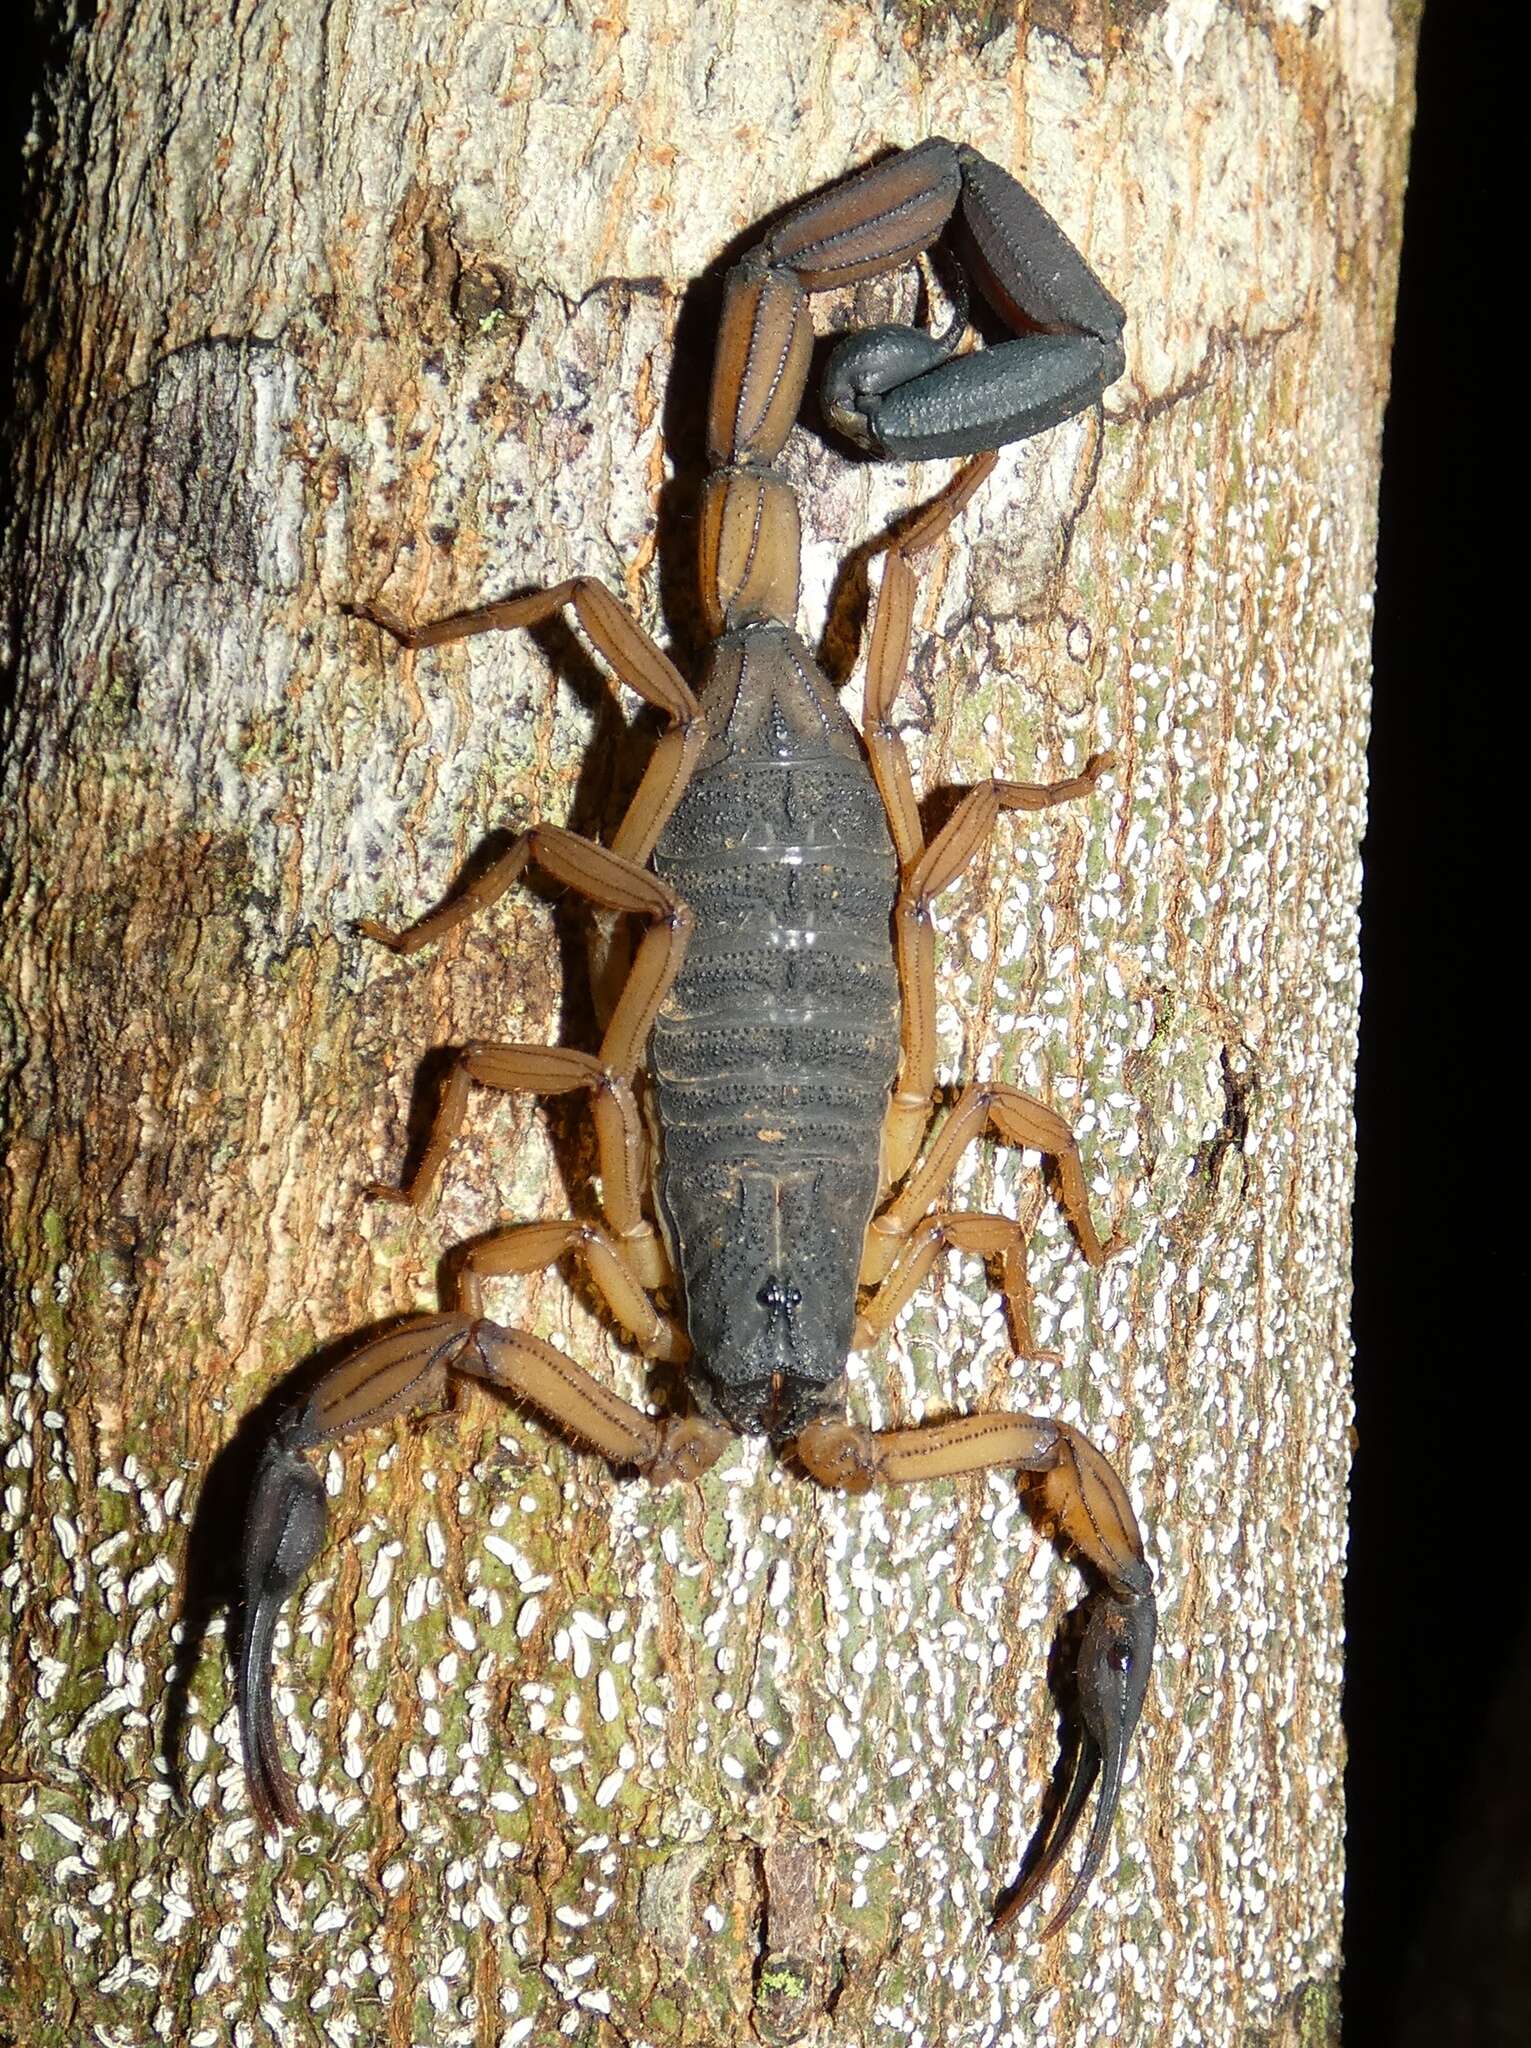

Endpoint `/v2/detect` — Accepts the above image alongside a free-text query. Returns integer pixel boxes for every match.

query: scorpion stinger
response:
[232,137,1152,1942]
[813,140,1126,459]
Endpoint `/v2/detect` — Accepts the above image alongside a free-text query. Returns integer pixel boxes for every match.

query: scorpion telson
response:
[235,138,1153,1941]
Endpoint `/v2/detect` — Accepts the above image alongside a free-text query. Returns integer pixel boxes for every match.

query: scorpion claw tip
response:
[236,1436,329,1833]
[998,1578,1155,1939]
[993,1727,1102,1939]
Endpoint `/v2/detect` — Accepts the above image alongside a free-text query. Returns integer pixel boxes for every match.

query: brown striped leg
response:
[862,453,998,865]
[362,577,704,886]
[239,1312,729,1829]
[361,808,696,999]
[795,1406,1153,1939]
[370,1036,670,1280]
[861,1081,1113,1361]
[853,1208,1051,1362]
[881,758,1113,1185]
[368,842,691,1212]
[369,1044,660,1253]
[855,457,1113,1183]
[449,1219,688,1363]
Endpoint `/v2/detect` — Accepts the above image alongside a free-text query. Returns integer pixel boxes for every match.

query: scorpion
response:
[236,137,1155,1940]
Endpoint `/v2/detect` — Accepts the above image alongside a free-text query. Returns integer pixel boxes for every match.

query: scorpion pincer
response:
[235,138,1154,1939]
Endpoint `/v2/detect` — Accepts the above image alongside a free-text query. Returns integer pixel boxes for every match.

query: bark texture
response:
[0,3,1414,2044]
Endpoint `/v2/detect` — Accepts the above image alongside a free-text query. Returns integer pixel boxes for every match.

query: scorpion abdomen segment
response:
[953,143,1125,348]
[651,623,899,1441]
[760,136,961,290]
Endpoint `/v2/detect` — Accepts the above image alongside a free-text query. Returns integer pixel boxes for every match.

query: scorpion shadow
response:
[168,1308,608,1805]
[989,1585,1100,1927]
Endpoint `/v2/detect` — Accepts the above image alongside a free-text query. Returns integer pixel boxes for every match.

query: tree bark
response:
[0,3,1414,2043]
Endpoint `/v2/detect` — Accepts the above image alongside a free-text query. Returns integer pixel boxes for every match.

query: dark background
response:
[0,10,1514,2042]
[1347,9,1523,2044]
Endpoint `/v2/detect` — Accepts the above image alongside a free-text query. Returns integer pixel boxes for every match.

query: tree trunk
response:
[0,3,1414,2043]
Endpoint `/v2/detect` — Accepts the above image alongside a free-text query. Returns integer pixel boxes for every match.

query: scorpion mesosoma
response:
[237,138,1155,1939]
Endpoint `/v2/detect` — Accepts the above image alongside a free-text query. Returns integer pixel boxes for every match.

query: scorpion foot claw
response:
[347,601,412,642]
[643,1415,732,1487]
[237,1431,330,1833]
[996,1571,1156,1938]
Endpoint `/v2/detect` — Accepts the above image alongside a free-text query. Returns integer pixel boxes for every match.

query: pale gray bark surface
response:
[0,3,1414,2044]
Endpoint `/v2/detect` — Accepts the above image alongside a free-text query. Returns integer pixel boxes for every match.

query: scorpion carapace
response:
[235,138,1154,1942]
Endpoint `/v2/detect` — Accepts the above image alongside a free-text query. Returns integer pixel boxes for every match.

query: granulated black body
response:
[650,621,900,1441]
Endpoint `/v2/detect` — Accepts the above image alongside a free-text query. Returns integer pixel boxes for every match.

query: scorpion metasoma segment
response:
[236,138,1154,1940]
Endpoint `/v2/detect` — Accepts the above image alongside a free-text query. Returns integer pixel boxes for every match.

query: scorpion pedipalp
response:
[996,1575,1157,1939]
[234,1313,730,1821]
[799,1411,1153,1935]
[238,1432,329,1830]
[815,139,1126,459]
